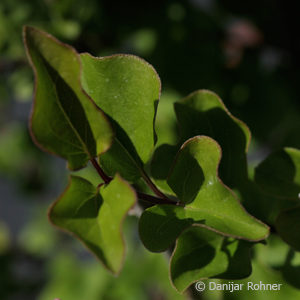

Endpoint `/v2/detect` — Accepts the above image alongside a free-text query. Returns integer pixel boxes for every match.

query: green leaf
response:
[170,226,253,293]
[80,53,161,181]
[149,90,180,194]
[257,235,300,290]
[174,90,251,187]
[49,174,136,274]
[150,143,178,195]
[139,136,269,252]
[254,147,300,251]
[255,147,300,200]
[275,206,300,252]
[23,26,113,170]
[277,248,300,289]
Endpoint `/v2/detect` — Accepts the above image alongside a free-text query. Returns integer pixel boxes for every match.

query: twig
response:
[90,157,181,206]
[137,191,180,206]
[91,158,112,184]
[141,171,171,201]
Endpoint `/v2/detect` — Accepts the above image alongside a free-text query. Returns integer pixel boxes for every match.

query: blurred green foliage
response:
[1,0,300,299]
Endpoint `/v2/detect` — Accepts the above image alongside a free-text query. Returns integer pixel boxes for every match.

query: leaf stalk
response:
[90,157,180,206]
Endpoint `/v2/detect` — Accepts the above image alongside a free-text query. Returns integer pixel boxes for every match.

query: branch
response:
[141,171,171,201]
[137,191,181,206]
[91,158,112,184]
[90,157,182,206]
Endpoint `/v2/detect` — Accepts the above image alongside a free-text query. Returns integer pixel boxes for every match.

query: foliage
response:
[21,26,300,294]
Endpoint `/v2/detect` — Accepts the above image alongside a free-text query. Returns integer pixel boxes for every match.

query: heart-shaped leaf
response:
[255,147,300,200]
[170,226,253,293]
[49,174,136,274]
[174,90,251,187]
[139,136,269,252]
[80,53,161,181]
[24,26,113,170]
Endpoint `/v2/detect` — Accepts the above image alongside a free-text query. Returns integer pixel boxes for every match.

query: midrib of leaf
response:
[183,205,260,231]
[74,192,98,216]
[108,136,148,179]
[51,70,93,159]
[48,122,84,152]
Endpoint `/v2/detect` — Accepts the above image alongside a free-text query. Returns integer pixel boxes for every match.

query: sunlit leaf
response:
[174,90,251,187]
[170,226,253,293]
[139,136,269,252]
[80,53,161,181]
[49,175,136,274]
[24,26,113,170]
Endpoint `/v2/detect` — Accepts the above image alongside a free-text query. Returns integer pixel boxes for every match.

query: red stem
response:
[91,158,112,184]
[141,172,170,201]
[137,191,180,206]
[90,158,180,206]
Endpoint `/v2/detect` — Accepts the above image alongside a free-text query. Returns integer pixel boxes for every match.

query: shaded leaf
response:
[277,248,300,289]
[252,233,300,290]
[255,147,300,200]
[150,143,178,195]
[254,147,300,252]
[139,136,269,252]
[174,90,251,187]
[276,206,300,252]
[154,89,180,146]
[170,226,253,293]
[237,180,288,225]
[80,53,161,181]
[49,174,136,274]
[97,139,143,182]
[23,26,113,170]
[150,90,180,194]
[219,260,300,299]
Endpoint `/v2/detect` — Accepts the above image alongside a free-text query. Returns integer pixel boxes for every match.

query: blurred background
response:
[0,0,300,299]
